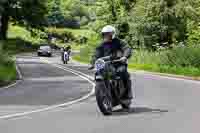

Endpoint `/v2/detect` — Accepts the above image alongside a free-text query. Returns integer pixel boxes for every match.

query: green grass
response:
[129,50,161,65]
[71,44,82,51]
[0,43,17,86]
[8,24,43,44]
[47,27,94,38]
[0,64,17,86]
[73,55,90,64]
[128,63,200,77]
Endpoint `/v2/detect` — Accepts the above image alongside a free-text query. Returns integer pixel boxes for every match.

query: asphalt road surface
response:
[0,53,200,133]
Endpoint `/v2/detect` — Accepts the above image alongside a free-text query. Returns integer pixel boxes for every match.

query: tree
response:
[64,0,200,49]
[47,0,65,27]
[0,0,47,40]
[60,0,90,27]
[180,0,200,45]
[127,0,187,50]
[63,0,89,20]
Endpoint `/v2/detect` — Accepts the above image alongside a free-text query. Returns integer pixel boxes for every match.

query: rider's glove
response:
[120,56,127,63]
[88,65,95,70]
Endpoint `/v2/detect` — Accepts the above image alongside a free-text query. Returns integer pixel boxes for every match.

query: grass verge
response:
[0,44,17,87]
[0,64,17,87]
[73,55,90,64]
[129,63,200,77]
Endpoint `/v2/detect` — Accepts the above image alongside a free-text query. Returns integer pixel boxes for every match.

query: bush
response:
[130,49,161,65]
[8,24,44,45]
[130,45,200,68]
[125,47,200,77]
[160,45,200,67]
[0,43,16,84]
[0,42,12,65]
[2,38,38,54]
[47,30,76,43]
[0,63,16,85]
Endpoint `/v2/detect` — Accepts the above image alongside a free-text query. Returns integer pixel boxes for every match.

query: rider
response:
[66,46,71,56]
[89,25,133,109]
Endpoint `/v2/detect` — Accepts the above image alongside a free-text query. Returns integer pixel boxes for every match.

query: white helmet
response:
[101,25,116,39]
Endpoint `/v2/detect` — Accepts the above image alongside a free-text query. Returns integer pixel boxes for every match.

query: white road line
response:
[0,59,95,120]
[0,80,21,90]
[16,63,22,80]
[61,66,94,80]
[41,58,94,81]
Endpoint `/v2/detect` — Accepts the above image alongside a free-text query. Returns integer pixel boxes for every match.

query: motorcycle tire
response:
[95,81,112,116]
[63,61,68,64]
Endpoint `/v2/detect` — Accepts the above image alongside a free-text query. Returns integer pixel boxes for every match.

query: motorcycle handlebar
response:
[111,59,123,63]
[102,58,123,64]
[98,56,124,63]
[100,56,111,61]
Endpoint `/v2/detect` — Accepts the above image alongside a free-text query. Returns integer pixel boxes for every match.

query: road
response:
[0,53,200,133]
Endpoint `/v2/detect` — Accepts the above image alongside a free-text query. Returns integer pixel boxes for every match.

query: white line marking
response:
[41,58,94,81]
[0,59,95,119]
[16,63,22,80]
[0,80,21,90]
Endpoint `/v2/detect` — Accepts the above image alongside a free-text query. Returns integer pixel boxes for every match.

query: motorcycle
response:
[93,56,131,115]
[63,51,69,64]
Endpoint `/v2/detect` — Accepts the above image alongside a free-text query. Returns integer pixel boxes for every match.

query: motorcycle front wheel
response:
[95,81,112,116]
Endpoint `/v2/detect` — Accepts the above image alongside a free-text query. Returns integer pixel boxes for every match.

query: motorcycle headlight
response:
[95,59,105,71]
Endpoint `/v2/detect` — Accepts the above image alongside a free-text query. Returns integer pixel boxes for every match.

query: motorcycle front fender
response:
[95,73,104,81]
[94,70,104,81]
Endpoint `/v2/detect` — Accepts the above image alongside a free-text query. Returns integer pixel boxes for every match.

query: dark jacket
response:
[91,38,132,65]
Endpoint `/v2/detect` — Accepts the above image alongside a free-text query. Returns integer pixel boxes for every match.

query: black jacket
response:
[91,38,132,65]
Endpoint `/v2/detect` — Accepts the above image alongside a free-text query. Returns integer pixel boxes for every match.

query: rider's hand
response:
[88,66,94,70]
[120,57,127,62]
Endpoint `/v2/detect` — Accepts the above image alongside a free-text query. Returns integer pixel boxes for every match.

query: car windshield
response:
[40,46,51,50]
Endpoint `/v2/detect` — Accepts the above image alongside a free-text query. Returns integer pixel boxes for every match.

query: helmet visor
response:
[102,32,113,42]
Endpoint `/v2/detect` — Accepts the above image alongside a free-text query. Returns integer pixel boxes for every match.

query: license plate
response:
[95,75,103,80]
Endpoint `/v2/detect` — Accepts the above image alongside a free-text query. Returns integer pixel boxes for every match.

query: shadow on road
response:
[112,107,168,116]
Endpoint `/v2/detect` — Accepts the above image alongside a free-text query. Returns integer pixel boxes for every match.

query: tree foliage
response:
[60,0,90,26]
[87,0,200,50]
[1,0,200,49]
[0,0,47,40]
